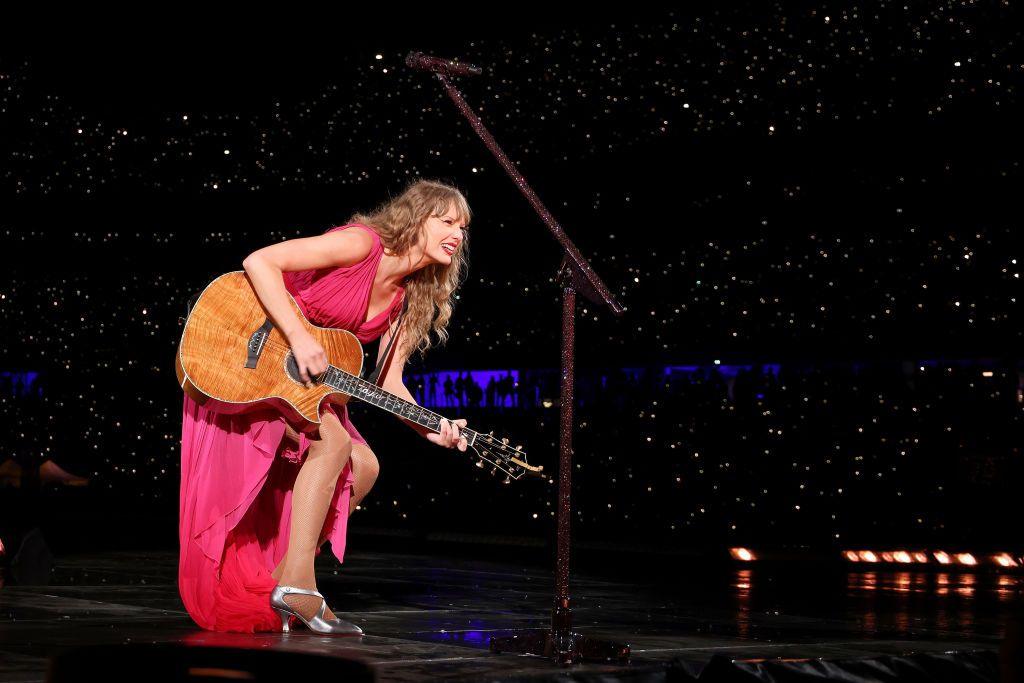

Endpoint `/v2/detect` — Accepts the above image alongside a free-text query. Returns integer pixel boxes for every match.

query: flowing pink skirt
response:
[178,394,361,632]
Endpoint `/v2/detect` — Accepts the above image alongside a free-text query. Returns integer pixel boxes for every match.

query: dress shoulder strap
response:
[322,223,382,268]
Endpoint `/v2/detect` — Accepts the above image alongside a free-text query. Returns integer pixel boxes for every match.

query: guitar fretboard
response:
[322,365,478,446]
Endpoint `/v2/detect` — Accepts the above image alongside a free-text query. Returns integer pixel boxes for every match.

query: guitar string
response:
[237,333,509,453]
[243,334,520,471]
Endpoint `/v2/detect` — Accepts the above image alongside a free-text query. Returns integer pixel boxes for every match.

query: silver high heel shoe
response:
[270,585,363,635]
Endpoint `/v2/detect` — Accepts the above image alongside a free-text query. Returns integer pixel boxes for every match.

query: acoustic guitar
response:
[175,271,542,482]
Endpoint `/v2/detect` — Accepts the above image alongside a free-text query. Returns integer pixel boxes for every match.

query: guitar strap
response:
[365,296,409,386]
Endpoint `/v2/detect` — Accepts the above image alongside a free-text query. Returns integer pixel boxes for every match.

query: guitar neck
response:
[322,365,478,445]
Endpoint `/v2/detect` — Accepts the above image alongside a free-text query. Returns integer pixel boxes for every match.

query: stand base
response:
[489,628,630,665]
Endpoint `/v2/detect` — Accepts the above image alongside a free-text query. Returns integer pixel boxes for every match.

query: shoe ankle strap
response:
[278,585,324,599]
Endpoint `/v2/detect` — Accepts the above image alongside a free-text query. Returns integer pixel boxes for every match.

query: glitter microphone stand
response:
[405,51,629,665]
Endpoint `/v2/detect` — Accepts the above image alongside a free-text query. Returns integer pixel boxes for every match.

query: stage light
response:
[843,550,859,562]
[933,551,952,564]
[892,551,912,563]
[912,552,929,563]
[880,552,894,563]
[981,370,994,377]
[729,547,756,561]
[956,553,977,566]
[993,554,1018,568]
[858,551,878,563]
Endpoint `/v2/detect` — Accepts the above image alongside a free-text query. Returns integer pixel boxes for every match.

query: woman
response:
[178,179,472,634]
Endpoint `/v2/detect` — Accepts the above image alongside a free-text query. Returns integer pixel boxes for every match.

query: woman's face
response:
[419,204,467,266]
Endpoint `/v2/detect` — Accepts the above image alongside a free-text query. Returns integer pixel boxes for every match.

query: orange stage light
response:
[992,553,1018,568]
[729,547,756,561]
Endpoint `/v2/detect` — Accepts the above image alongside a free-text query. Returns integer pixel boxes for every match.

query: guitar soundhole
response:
[283,352,303,384]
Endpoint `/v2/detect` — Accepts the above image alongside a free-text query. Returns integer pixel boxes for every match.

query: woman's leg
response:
[271,412,351,621]
[347,443,381,515]
[305,441,380,543]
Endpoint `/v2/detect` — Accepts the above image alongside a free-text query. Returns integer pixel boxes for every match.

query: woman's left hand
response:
[428,418,468,452]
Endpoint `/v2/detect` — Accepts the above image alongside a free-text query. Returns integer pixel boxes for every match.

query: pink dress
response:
[178,223,405,632]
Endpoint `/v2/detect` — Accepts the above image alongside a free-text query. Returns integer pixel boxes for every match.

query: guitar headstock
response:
[468,431,544,483]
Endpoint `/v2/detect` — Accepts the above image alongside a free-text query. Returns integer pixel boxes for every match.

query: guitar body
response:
[176,271,364,432]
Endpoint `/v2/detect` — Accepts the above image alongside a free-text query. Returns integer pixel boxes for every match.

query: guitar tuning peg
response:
[489,466,497,476]
[475,460,485,468]
[502,475,511,484]
[489,430,495,436]
[515,445,522,451]
[501,437,509,445]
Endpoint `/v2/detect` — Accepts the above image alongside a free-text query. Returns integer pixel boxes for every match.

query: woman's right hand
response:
[288,329,329,388]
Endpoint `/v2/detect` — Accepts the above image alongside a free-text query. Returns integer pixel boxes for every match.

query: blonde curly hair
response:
[348,178,472,358]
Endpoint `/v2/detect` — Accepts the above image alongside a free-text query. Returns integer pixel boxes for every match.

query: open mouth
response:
[441,242,457,255]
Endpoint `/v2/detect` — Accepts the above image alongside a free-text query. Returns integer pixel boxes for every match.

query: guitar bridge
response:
[245,318,274,369]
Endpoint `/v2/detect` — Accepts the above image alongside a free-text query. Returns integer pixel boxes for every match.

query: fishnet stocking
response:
[271,414,350,623]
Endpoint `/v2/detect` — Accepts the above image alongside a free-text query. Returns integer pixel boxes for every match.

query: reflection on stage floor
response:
[0,547,1014,682]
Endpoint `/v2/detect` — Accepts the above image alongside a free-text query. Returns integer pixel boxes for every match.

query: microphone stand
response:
[405,52,629,665]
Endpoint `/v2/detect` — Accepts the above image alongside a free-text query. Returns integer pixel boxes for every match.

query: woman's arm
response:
[377,322,467,451]
[242,228,374,385]
[242,228,373,340]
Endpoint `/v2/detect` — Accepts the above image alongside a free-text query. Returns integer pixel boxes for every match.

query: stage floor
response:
[0,546,1012,682]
